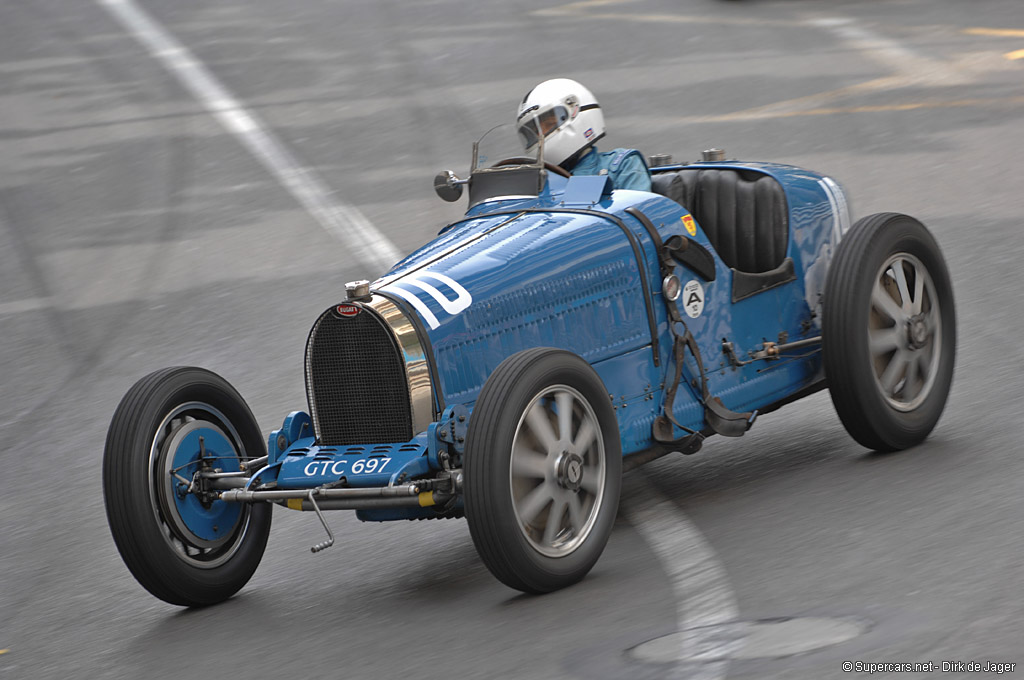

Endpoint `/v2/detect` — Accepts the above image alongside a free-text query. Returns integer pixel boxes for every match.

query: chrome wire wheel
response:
[509,385,606,558]
[868,253,942,412]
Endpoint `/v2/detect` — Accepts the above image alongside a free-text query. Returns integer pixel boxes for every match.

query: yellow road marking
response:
[963,28,1024,60]
[708,76,902,122]
[592,11,792,26]
[593,11,802,27]
[964,28,1024,38]
[540,5,799,27]
[752,95,1024,119]
[535,7,1021,120]
[676,94,1024,124]
[0,650,9,655]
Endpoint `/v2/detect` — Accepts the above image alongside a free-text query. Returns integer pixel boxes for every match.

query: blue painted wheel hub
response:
[161,420,242,546]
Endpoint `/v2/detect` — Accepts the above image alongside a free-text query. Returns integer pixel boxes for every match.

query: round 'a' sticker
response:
[682,280,704,318]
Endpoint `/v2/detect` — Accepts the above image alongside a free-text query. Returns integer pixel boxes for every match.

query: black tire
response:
[464,348,622,593]
[103,367,272,606]
[823,213,956,452]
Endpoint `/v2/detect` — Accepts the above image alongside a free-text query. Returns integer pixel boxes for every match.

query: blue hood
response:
[372,204,653,405]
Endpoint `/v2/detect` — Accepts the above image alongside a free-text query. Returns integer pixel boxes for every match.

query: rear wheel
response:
[464,348,622,593]
[103,367,271,606]
[823,213,956,451]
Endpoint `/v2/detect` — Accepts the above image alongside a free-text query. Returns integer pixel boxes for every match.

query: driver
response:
[516,78,651,192]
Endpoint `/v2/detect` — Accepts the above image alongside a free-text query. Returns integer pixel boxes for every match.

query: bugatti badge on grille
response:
[336,303,361,318]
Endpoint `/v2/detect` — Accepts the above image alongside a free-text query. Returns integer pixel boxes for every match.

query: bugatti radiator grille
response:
[305,305,413,445]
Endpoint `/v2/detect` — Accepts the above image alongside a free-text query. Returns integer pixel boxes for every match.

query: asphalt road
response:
[2,0,1023,678]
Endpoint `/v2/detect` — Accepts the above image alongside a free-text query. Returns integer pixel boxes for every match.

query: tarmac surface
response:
[2,0,1023,678]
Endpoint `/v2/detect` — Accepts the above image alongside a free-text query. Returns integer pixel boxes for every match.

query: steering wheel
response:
[492,157,572,179]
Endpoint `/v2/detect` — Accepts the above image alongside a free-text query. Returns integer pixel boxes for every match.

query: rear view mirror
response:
[434,170,465,202]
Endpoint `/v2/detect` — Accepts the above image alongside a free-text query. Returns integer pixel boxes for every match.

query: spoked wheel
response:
[103,367,271,606]
[824,213,956,451]
[868,253,943,411]
[464,348,621,594]
[512,383,607,558]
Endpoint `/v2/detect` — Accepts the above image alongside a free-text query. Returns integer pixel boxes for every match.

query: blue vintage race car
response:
[103,132,956,606]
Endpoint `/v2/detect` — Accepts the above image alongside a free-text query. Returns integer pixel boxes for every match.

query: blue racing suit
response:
[569,147,652,192]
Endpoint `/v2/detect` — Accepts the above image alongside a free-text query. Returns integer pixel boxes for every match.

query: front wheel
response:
[823,213,956,451]
[103,367,272,606]
[464,348,622,594]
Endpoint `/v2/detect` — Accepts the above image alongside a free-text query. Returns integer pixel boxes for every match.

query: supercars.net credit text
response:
[842,661,1016,674]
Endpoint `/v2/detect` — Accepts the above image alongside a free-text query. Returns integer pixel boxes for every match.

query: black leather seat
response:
[651,168,788,274]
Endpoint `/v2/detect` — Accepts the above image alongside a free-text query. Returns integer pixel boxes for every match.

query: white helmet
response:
[516,78,606,168]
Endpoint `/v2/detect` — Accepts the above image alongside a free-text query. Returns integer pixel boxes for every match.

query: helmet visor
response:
[516,105,570,149]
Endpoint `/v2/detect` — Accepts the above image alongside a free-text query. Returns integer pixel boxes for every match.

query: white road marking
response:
[704,16,968,122]
[807,17,932,72]
[805,16,977,86]
[545,4,999,123]
[622,475,743,679]
[96,0,403,273]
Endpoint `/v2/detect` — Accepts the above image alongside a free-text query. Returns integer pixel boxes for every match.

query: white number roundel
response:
[682,280,704,319]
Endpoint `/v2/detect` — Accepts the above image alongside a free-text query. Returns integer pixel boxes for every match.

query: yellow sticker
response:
[682,214,696,236]
[286,498,303,511]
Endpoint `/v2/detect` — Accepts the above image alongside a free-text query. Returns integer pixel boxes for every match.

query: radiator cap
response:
[345,280,372,302]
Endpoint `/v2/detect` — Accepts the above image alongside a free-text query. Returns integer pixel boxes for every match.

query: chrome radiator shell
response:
[304,296,433,445]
